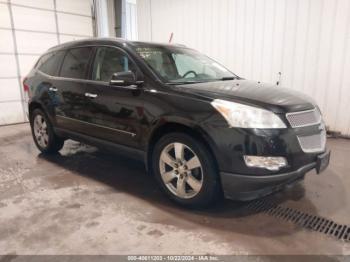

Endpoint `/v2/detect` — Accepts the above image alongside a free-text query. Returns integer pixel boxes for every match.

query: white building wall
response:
[125,0,138,40]
[137,0,350,136]
[95,0,111,37]
[0,0,94,125]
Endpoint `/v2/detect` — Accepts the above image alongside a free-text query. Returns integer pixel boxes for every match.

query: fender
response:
[143,114,221,172]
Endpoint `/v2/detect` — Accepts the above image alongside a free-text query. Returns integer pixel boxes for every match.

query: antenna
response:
[276,72,282,86]
[168,32,174,43]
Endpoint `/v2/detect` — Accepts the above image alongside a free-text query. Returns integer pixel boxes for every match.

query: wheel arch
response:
[28,100,57,126]
[28,101,44,121]
[145,120,220,175]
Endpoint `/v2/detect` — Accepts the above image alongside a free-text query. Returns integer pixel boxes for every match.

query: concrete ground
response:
[0,123,349,255]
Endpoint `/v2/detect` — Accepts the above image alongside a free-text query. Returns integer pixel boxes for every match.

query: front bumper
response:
[220,163,312,201]
[204,123,326,176]
[221,149,330,201]
[202,117,329,200]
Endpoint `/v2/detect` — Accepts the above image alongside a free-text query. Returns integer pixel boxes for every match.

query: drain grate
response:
[246,199,350,242]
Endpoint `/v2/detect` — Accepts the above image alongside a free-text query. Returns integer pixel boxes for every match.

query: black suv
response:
[25,38,330,207]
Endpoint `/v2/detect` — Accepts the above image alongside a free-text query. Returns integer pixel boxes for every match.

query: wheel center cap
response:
[178,165,185,174]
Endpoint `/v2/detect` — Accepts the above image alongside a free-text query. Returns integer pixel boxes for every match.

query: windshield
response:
[134,46,237,84]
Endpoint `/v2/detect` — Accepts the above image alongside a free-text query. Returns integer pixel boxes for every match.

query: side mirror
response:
[110,71,137,86]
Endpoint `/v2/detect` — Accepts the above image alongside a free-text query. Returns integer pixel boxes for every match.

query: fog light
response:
[244,155,287,171]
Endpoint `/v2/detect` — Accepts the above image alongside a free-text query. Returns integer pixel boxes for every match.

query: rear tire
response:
[30,108,64,154]
[151,132,221,208]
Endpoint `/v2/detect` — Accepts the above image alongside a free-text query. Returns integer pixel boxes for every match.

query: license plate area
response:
[316,150,330,174]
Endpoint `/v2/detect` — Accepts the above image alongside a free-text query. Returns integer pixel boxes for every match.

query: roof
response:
[48,37,187,52]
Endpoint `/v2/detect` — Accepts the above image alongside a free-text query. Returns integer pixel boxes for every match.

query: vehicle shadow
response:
[38,141,319,238]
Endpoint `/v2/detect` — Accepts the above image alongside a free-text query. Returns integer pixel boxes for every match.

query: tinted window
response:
[37,51,65,76]
[135,46,235,83]
[60,47,93,79]
[92,47,136,82]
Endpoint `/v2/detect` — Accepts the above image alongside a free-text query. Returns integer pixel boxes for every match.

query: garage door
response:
[0,0,94,125]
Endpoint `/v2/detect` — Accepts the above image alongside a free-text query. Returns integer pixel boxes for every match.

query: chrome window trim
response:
[285,108,321,128]
[38,70,111,86]
[37,43,144,84]
[56,115,136,137]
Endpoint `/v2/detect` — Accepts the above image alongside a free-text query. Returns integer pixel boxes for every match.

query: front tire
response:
[151,132,221,208]
[30,108,64,154]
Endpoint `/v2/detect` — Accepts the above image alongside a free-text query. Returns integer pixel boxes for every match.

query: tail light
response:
[23,77,29,92]
[23,77,30,104]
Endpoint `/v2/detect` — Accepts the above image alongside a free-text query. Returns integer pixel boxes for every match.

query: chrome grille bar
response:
[297,130,326,153]
[286,109,321,128]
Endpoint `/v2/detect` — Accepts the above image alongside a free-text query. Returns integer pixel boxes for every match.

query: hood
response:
[174,80,315,113]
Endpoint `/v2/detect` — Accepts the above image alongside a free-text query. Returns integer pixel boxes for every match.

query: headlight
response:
[211,99,286,128]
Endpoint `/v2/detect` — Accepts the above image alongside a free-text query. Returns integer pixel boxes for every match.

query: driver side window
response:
[92,47,136,82]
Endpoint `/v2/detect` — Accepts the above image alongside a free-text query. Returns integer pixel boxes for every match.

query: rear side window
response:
[37,51,65,76]
[92,47,136,82]
[60,47,93,79]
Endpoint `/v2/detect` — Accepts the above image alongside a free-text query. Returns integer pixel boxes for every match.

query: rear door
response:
[54,46,94,133]
[33,50,66,122]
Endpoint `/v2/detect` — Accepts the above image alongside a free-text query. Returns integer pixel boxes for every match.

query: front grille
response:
[286,109,321,128]
[297,130,326,153]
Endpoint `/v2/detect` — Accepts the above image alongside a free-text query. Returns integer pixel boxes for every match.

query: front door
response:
[83,46,144,148]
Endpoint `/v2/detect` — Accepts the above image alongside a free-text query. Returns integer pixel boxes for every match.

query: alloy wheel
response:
[33,114,49,148]
[159,142,203,199]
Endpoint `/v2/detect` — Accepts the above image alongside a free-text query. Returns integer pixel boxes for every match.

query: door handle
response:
[85,93,98,98]
[49,87,58,92]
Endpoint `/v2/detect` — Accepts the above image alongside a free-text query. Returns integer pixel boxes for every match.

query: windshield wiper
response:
[166,81,203,85]
[220,76,237,81]
[165,77,239,85]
